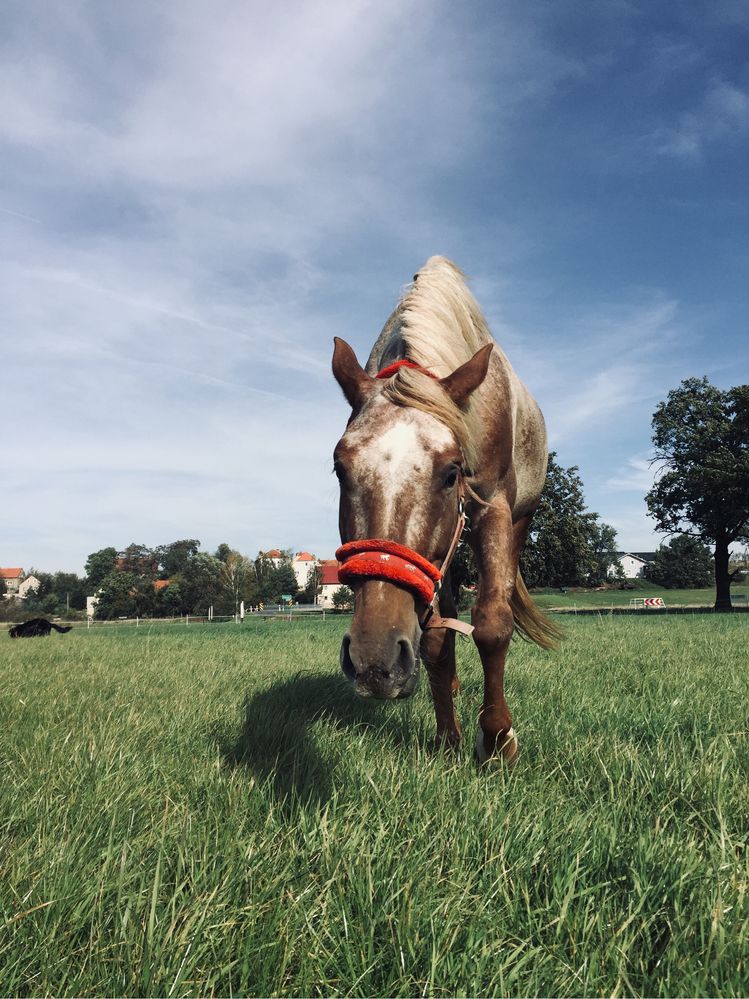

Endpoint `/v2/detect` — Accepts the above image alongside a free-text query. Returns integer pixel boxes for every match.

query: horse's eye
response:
[444,469,459,489]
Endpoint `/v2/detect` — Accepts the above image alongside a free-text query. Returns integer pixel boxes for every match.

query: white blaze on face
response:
[346,400,456,546]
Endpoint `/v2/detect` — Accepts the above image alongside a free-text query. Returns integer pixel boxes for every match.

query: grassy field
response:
[532,585,748,611]
[1,615,748,997]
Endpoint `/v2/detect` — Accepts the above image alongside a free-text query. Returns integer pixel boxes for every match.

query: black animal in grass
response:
[8,618,73,639]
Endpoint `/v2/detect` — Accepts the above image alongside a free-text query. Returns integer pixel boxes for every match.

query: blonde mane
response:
[378,257,495,470]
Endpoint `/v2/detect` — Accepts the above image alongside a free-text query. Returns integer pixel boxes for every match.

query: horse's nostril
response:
[396,638,415,673]
[340,635,357,680]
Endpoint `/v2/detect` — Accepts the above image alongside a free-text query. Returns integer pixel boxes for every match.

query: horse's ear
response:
[332,337,374,409]
[440,344,493,407]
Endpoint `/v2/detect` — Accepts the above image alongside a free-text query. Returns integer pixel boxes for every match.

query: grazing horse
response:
[9,618,73,638]
[332,256,560,765]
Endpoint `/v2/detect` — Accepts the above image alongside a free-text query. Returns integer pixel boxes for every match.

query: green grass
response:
[532,585,748,610]
[1,616,748,997]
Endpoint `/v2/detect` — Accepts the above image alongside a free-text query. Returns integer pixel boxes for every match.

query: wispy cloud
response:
[653,79,749,160]
[605,454,657,493]
[532,296,683,446]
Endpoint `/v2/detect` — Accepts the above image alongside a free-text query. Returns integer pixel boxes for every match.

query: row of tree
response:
[8,542,315,621]
[91,543,316,619]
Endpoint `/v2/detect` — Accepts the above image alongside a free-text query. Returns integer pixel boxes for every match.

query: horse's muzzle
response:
[340,632,419,699]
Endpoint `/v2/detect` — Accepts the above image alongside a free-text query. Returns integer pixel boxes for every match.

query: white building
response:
[261,549,284,567]
[1,567,23,596]
[611,552,656,579]
[18,575,41,598]
[292,551,318,590]
[1,568,40,598]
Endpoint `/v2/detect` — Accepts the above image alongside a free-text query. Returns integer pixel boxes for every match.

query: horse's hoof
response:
[430,732,461,754]
[475,727,518,768]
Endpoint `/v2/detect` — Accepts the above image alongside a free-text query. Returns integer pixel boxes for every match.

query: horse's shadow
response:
[215,671,419,811]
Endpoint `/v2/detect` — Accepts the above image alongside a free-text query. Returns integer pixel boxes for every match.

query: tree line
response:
[6,542,317,621]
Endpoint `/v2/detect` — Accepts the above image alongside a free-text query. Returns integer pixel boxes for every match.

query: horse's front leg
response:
[471,503,519,766]
[420,582,461,748]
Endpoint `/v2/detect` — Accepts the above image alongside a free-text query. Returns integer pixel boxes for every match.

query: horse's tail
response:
[50,623,72,633]
[511,572,563,649]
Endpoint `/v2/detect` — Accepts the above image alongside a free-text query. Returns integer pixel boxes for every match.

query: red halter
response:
[375,359,439,381]
[336,355,474,636]
[336,538,441,606]
[335,501,471,635]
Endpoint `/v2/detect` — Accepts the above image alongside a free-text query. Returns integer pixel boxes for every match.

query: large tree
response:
[254,553,298,604]
[85,547,118,591]
[217,550,257,615]
[645,377,749,611]
[299,563,321,605]
[156,539,200,577]
[520,453,620,588]
[177,553,223,614]
[118,543,159,580]
[96,571,139,619]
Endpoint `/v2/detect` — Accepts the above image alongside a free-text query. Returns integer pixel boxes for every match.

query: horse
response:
[331,256,560,765]
[8,618,72,638]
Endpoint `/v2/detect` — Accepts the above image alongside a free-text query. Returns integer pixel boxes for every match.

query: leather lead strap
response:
[423,614,474,636]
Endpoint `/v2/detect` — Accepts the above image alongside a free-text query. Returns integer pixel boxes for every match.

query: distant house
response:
[318,560,342,607]
[292,551,318,590]
[1,568,24,596]
[18,575,41,598]
[611,552,656,579]
[261,549,284,567]
[1,568,40,599]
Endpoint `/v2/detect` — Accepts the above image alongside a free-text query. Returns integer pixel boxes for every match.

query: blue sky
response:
[3,1,748,574]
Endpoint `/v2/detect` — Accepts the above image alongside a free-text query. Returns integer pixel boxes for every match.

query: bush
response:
[331,586,353,611]
[644,535,713,589]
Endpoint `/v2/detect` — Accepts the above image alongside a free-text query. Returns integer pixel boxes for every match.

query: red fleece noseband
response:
[336,539,441,605]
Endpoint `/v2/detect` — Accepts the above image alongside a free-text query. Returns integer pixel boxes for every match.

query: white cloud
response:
[605,454,657,492]
[654,79,749,160]
[531,296,683,446]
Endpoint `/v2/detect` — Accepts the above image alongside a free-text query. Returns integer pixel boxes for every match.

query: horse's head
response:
[332,337,491,700]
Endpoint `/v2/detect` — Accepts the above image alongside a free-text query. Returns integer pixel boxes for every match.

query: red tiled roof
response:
[264,549,283,559]
[319,561,341,587]
[153,579,171,592]
[1,568,23,579]
[295,552,315,561]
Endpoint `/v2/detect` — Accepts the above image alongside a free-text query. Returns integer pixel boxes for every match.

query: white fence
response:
[81,607,332,629]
